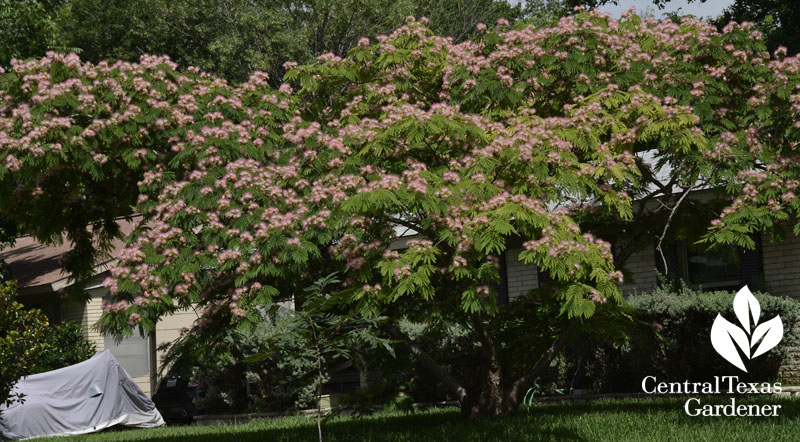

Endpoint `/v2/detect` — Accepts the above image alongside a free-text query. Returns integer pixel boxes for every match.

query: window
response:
[495,251,509,305]
[686,244,740,289]
[655,236,763,291]
[104,331,150,377]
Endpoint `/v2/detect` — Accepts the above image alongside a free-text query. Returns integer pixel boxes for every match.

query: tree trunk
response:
[460,365,515,418]
[392,320,578,418]
[464,320,579,417]
[460,313,516,417]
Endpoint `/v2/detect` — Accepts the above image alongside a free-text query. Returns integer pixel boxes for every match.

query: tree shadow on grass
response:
[526,395,800,430]
[91,409,589,442]
[72,397,800,442]
[530,395,800,417]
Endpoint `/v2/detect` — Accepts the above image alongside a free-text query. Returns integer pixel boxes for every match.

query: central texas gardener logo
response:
[710,286,783,372]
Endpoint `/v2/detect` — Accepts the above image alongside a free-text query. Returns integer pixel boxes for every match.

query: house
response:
[0,218,197,396]
[499,219,800,302]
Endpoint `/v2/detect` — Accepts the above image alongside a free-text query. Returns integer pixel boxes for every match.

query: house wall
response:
[761,233,800,299]
[61,291,107,353]
[505,244,659,300]
[18,292,62,323]
[504,247,538,302]
[61,299,107,356]
[612,231,800,298]
[504,233,800,298]
[619,246,659,295]
[155,308,198,371]
[131,371,152,395]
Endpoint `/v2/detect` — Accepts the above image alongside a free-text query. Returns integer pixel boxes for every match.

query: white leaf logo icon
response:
[751,316,783,359]
[710,286,783,372]
[711,314,750,372]
[733,285,760,333]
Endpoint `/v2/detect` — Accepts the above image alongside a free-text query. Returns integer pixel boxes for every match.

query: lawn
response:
[37,396,800,442]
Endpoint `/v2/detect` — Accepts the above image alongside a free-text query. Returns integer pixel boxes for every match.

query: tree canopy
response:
[2,9,800,415]
[570,0,799,55]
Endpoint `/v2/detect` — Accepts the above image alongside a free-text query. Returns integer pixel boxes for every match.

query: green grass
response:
[34,396,800,441]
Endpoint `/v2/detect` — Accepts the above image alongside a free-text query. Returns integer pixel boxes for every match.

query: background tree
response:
[413,0,524,42]
[56,0,528,84]
[521,0,571,26]
[0,282,48,409]
[712,0,799,55]
[0,0,61,68]
[58,0,315,84]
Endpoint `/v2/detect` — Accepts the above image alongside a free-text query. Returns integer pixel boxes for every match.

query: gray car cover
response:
[0,350,165,440]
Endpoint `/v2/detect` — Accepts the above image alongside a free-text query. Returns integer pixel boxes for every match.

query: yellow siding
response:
[155,308,198,368]
[59,297,105,352]
[86,287,108,351]
[60,301,85,327]
[132,375,151,396]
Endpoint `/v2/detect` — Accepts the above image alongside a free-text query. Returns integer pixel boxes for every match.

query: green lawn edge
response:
[28,396,800,442]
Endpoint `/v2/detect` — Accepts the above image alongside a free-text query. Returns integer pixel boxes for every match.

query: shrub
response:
[31,322,96,374]
[161,315,326,413]
[338,292,633,406]
[596,284,800,391]
[0,281,48,408]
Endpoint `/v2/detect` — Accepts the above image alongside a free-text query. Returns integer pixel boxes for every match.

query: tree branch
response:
[387,215,427,236]
[509,319,578,405]
[655,182,696,274]
[472,312,500,371]
[387,326,468,402]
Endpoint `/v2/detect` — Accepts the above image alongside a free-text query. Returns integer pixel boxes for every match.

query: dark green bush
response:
[0,281,48,408]
[31,322,96,374]
[348,285,800,399]
[595,284,800,391]
[339,290,633,406]
[162,311,366,413]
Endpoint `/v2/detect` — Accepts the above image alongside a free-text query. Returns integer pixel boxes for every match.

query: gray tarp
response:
[0,350,165,440]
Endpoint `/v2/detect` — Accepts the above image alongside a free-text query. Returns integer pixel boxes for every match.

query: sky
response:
[596,0,735,19]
